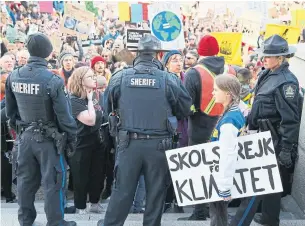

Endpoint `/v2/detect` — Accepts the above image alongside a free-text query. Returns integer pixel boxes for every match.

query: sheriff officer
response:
[5,33,77,226]
[231,35,301,226]
[97,35,192,226]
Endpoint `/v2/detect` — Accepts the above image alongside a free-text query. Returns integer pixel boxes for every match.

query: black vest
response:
[9,66,55,123]
[118,68,173,135]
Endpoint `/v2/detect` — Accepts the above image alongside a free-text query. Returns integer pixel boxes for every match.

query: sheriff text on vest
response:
[11,82,40,95]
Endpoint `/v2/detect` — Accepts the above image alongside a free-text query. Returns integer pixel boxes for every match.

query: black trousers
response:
[1,151,13,199]
[70,133,106,209]
[165,183,175,204]
[102,148,115,192]
[17,130,67,226]
[104,137,169,226]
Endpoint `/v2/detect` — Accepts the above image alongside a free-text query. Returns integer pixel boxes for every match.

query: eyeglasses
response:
[102,55,109,57]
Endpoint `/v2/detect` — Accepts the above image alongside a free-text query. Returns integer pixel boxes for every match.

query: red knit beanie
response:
[91,56,106,69]
[197,35,219,57]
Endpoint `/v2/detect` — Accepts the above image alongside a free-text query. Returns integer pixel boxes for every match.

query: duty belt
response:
[129,132,170,140]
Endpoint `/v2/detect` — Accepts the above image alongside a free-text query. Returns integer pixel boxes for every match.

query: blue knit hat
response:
[162,50,182,66]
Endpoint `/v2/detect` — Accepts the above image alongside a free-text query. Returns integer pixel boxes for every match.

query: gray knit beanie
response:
[58,50,74,66]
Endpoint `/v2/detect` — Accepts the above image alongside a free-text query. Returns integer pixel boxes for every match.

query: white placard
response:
[148,3,185,51]
[166,131,283,206]
[240,10,262,46]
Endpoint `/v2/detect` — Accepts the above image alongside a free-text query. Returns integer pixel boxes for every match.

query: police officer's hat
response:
[137,34,162,52]
[256,34,297,57]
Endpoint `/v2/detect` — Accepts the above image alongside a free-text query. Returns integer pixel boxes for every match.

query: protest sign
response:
[131,4,143,23]
[211,32,243,66]
[60,3,94,40]
[240,11,262,46]
[50,33,62,53]
[247,1,269,19]
[139,2,149,21]
[126,29,151,51]
[39,1,53,14]
[27,24,39,36]
[181,4,192,17]
[166,131,283,206]
[291,9,305,30]
[265,24,301,44]
[85,1,98,17]
[118,2,130,22]
[148,3,185,51]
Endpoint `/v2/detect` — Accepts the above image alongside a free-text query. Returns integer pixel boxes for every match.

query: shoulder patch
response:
[283,84,297,99]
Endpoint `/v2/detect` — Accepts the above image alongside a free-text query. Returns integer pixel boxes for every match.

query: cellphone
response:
[66,36,77,43]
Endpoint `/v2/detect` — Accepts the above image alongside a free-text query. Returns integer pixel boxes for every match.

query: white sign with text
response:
[166,131,283,206]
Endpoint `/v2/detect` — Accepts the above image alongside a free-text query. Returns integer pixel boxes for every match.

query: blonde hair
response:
[67,66,91,99]
[277,56,286,65]
[215,74,241,107]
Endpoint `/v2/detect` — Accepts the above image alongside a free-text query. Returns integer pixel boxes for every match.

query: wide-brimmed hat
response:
[256,34,297,57]
[136,34,163,52]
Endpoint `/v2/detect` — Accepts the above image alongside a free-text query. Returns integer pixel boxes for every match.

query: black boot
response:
[253,213,272,226]
[163,203,172,213]
[97,219,104,226]
[5,192,16,203]
[64,206,76,214]
[101,188,112,200]
[178,214,207,221]
[63,220,77,226]
[173,204,184,213]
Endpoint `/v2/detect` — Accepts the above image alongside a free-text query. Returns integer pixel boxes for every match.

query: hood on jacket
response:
[199,56,225,75]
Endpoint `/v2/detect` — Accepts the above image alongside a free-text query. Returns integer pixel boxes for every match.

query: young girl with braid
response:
[209,74,246,226]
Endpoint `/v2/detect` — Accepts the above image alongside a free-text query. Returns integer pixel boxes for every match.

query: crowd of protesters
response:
[1,2,305,226]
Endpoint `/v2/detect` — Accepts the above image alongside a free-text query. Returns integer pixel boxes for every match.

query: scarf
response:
[63,68,74,82]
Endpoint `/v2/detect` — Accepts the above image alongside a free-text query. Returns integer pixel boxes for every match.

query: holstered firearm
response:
[257,119,279,148]
[42,124,68,156]
[168,116,179,149]
[108,92,120,145]
[52,131,68,156]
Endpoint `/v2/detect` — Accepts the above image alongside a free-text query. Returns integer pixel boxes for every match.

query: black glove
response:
[66,140,76,158]
[278,150,292,168]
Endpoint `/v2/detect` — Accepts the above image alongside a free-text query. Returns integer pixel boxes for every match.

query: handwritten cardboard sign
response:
[60,3,94,40]
[166,132,283,206]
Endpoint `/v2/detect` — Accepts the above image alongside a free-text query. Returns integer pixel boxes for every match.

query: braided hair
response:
[215,74,241,115]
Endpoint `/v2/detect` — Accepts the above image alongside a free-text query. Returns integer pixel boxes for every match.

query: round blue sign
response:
[151,11,182,42]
